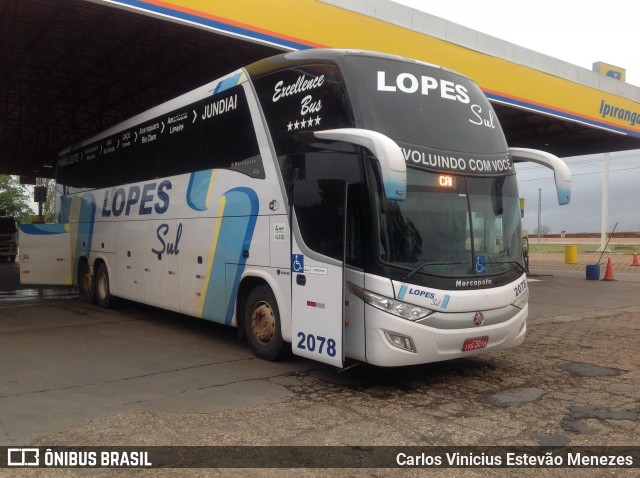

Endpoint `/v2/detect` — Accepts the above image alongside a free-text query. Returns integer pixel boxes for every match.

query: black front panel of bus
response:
[338,56,510,161]
[250,63,355,156]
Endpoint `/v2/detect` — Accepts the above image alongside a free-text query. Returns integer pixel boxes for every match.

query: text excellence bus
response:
[19,50,571,367]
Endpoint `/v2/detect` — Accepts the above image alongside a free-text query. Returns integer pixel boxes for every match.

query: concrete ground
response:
[0,253,638,477]
[528,250,640,277]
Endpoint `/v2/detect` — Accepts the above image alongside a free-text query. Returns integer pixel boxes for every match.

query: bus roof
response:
[245,48,462,79]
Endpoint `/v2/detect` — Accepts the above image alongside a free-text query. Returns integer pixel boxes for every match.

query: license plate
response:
[462,336,489,352]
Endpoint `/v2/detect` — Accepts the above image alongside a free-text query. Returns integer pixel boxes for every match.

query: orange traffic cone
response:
[602,257,615,281]
[632,251,639,266]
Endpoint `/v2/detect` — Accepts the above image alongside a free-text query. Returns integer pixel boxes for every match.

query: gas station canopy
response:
[2,0,640,178]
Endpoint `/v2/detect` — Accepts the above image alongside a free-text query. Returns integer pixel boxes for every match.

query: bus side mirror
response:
[313,128,406,201]
[510,147,572,205]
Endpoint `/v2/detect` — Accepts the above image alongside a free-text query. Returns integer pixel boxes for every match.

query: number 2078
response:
[296,332,337,357]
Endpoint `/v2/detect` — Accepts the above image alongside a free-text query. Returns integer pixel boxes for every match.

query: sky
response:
[393,0,639,86]
[393,0,640,233]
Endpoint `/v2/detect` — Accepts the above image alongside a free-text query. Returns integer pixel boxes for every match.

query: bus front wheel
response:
[244,285,288,361]
[95,263,114,308]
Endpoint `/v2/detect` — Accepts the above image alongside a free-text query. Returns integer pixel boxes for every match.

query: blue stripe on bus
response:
[20,223,69,235]
[214,72,245,94]
[186,170,213,211]
[201,187,259,325]
[73,193,96,277]
[59,195,71,223]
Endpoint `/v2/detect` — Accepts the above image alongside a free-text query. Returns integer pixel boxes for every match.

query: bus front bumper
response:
[363,303,527,367]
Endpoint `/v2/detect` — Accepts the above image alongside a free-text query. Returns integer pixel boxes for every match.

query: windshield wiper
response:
[489,260,528,274]
[403,261,469,280]
[403,259,527,280]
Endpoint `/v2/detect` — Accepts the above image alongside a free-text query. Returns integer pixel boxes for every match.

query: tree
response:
[39,178,57,223]
[0,175,34,223]
[534,224,552,236]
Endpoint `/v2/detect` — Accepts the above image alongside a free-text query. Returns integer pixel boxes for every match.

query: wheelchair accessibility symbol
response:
[291,254,304,273]
[474,255,487,275]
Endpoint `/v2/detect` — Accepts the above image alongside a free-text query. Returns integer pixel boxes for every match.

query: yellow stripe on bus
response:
[204,170,217,210]
[197,194,227,317]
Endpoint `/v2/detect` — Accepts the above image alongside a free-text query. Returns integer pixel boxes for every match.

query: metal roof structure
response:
[0,0,278,178]
[2,0,640,179]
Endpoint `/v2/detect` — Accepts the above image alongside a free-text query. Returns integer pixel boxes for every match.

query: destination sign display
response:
[398,142,513,176]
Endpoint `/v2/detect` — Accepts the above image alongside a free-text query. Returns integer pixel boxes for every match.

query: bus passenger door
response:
[290,179,346,367]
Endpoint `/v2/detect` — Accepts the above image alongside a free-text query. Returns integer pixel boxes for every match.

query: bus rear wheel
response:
[77,260,95,303]
[95,262,115,308]
[244,285,288,361]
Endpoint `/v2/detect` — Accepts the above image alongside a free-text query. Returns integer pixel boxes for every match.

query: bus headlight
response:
[348,283,431,321]
[512,289,529,309]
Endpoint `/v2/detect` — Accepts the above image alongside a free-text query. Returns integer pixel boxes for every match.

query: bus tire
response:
[244,284,288,361]
[77,260,96,303]
[95,262,115,309]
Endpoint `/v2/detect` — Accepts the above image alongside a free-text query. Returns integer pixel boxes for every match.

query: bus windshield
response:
[338,54,523,276]
[377,168,524,277]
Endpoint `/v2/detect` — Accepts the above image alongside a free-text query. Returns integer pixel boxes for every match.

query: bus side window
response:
[199,85,264,178]
[127,134,159,183]
[291,151,364,266]
[158,115,200,178]
[346,183,364,267]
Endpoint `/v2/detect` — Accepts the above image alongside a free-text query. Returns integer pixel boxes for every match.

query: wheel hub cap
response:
[251,301,275,344]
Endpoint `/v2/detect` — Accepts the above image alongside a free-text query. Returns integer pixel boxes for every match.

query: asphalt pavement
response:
[0,253,638,477]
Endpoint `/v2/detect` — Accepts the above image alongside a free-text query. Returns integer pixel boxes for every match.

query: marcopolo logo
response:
[455,278,492,288]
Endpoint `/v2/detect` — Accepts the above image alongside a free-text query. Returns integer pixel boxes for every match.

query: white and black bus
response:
[20,49,571,367]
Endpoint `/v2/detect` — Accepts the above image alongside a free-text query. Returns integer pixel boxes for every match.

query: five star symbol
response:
[287,116,321,131]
